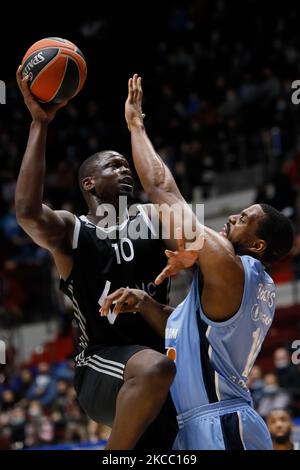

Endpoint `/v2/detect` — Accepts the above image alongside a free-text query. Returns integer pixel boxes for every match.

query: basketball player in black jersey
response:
[14,67,178,450]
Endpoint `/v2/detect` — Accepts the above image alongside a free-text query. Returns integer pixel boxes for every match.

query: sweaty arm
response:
[125,75,244,321]
[100,288,174,337]
[15,67,73,280]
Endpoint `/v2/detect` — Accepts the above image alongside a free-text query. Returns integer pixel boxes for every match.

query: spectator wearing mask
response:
[26,363,57,407]
[258,373,291,418]
[8,406,26,448]
[247,365,264,409]
[273,348,300,401]
[0,389,17,411]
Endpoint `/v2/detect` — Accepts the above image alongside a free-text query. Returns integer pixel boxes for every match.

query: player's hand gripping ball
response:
[21,37,87,104]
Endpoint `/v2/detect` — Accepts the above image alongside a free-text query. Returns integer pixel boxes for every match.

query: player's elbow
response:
[15,201,41,226]
[143,165,176,196]
[147,183,181,206]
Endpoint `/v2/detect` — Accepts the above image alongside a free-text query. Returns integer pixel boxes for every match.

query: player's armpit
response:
[17,207,75,281]
[198,232,245,321]
[17,206,74,252]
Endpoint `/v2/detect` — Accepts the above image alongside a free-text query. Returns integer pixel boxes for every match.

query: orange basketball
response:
[21,37,87,104]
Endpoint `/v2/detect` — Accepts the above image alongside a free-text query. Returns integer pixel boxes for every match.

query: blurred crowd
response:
[1,346,300,449]
[248,348,300,418]
[1,0,300,449]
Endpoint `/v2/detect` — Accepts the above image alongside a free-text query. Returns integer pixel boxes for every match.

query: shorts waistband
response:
[177,398,251,429]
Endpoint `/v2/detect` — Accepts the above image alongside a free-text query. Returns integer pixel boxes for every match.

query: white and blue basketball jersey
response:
[166,255,276,415]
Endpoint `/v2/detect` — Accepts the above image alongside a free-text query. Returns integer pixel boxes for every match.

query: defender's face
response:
[220,204,266,256]
[87,152,133,203]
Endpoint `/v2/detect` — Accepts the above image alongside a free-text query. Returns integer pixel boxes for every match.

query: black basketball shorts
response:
[73,344,178,450]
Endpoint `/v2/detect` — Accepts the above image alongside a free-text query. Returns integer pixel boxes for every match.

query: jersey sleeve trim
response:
[136,204,157,237]
[72,216,81,249]
[60,216,80,290]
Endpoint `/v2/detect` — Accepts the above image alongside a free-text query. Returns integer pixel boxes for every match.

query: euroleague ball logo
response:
[23,52,45,78]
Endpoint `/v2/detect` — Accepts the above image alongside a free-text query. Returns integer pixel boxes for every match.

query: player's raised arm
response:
[125,75,185,206]
[125,74,203,246]
[15,66,74,279]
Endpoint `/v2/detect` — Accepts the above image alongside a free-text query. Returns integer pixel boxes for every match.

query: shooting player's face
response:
[84,153,134,203]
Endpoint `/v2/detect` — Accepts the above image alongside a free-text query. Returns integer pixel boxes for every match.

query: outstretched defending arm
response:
[125,74,244,321]
[15,67,74,280]
[125,76,186,210]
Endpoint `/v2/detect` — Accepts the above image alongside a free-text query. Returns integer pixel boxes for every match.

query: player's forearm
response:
[130,123,202,247]
[15,121,48,220]
[139,293,173,337]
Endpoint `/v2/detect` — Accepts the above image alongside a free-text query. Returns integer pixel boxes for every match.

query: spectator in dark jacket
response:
[26,363,57,407]
[274,348,300,401]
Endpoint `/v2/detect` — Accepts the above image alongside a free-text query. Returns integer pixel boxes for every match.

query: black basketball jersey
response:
[60,205,170,361]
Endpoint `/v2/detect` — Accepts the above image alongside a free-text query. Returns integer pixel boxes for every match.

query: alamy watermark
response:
[291,80,300,105]
[0,80,6,104]
[90,197,205,250]
[291,340,300,365]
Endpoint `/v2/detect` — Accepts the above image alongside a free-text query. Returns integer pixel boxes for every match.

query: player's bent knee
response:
[125,349,176,386]
[142,355,176,387]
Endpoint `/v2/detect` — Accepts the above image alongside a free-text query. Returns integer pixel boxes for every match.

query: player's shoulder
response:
[54,210,76,227]
[239,254,264,274]
[239,255,275,287]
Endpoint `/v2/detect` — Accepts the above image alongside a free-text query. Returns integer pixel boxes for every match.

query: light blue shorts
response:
[174,399,272,450]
